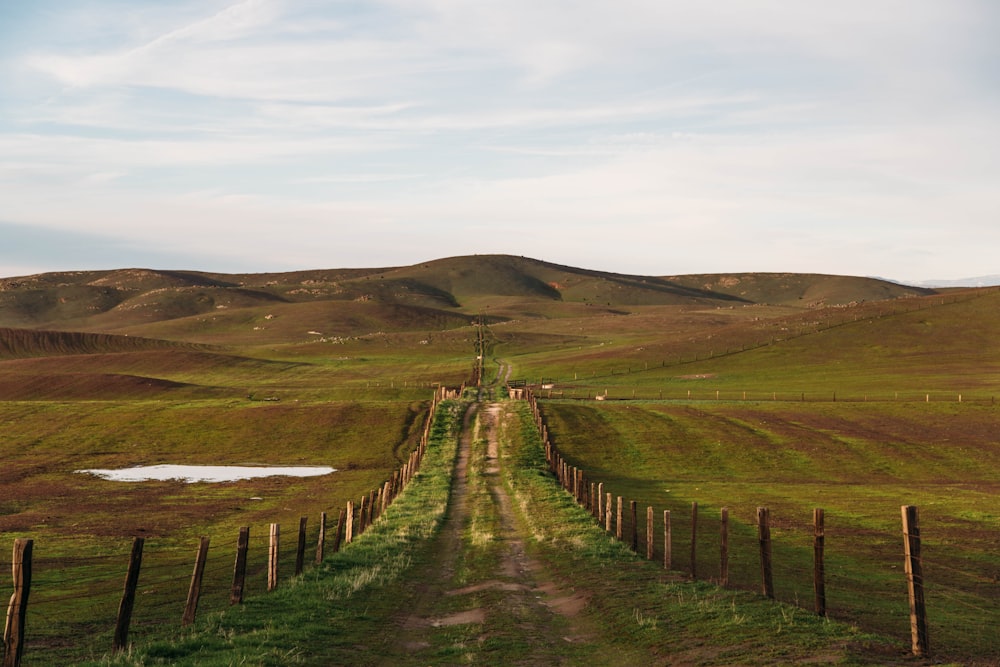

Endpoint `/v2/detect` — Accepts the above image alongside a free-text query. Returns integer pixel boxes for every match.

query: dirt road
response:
[378,402,602,665]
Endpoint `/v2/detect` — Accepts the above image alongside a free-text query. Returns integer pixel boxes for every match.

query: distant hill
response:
[905,275,1000,288]
[664,272,934,307]
[0,256,937,341]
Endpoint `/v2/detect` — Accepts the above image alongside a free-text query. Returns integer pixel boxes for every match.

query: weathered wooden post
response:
[596,483,604,522]
[268,524,280,592]
[605,493,612,533]
[646,506,654,560]
[902,505,929,657]
[231,527,250,605]
[182,536,211,627]
[3,538,32,667]
[814,508,826,616]
[663,510,672,570]
[357,495,368,535]
[630,501,638,552]
[720,508,729,587]
[616,497,624,541]
[757,507,774,599]
[345,501,355,543]
[295,517,308,575]
[113,537,144,653]
[690,502,699,580]
[315,512,327,565]
[332,508,346,554]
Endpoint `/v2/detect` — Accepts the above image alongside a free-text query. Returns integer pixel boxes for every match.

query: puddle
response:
[75,464,336,483]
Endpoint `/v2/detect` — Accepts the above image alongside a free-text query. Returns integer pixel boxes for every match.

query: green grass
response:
[495,400,900,665]
[82,399,467,666]
[537,399,1000,662]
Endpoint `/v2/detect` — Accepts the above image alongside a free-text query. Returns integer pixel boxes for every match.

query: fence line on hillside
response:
[0,384,463,667]
[521,388,998,661]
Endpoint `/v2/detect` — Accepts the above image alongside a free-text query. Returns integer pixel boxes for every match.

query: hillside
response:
[0,256,934,339]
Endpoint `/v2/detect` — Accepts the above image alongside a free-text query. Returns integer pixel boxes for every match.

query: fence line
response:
[520,387,998,660]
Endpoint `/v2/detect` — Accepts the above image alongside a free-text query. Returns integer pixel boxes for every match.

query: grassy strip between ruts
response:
[496,400,920,667]
[87,398,467,667]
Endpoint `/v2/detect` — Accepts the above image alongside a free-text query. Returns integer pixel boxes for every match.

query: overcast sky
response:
[2,1,998,282]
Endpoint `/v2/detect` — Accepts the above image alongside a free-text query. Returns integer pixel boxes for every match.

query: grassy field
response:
[538,399,1000,662]
[1,256,997,664]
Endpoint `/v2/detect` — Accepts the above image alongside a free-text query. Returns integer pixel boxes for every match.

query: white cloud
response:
[2,0,998,279]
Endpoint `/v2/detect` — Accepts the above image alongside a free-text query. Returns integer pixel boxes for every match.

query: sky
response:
[1,0,998,282]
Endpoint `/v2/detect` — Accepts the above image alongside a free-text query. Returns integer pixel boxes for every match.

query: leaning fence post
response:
[315,512,327,565]
[295,517,308,576]
[182,536,211,627]
[113,537,144,653]
[757,507,774,599]
[231,527,250,605]
[901,505,929,657]
[268,524,280,592]
[3,538,32,667]
[814,508,826,616]
[332,508,346,554]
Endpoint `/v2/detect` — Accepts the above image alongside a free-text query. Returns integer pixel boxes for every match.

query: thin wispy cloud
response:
[0,0,997,280]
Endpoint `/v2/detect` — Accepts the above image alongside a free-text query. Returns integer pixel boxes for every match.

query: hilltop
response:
[0,255,933,342]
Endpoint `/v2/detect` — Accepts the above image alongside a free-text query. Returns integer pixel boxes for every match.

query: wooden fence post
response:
[182,537,211,627]
[332,508,346,554]
[345,501,355,544]
[357,495,368,535]
[113,537,144,653]
[663,510,672,570]
[757,507,774,599]
[268,524,280,592]
[690,502,698,580]
[720,508,729,587]
[605,493,612,533]
[295,517,308,576]
[315,512,327,565]
[231,527,250,605]
[902,505,929,657]
[814,508,826,616]
[646,506,654,560]
[596,483,604,522]
[3,538,32,667]
[616,497,623,541]
[630,501,638,552]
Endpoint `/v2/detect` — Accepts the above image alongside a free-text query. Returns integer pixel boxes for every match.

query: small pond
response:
[75,464,337,483]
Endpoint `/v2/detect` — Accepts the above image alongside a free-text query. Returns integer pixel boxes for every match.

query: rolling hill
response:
[0,255,934,338]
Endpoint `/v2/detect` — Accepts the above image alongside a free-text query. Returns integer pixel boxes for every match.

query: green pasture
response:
[0,395,432,662]
[495,290,1000,399]
[538,399,1000,662]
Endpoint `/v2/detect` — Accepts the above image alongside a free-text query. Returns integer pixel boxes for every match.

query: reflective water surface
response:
[76,464,337,483]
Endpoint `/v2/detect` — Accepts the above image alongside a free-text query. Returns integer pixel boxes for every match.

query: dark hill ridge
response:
[0,327,182,359]
[0,256,936,336]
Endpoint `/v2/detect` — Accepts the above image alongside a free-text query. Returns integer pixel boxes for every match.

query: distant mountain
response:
[905,275,1000,288]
